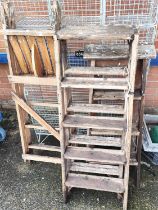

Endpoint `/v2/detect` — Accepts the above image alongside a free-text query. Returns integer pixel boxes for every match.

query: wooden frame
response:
[1,2,60,164]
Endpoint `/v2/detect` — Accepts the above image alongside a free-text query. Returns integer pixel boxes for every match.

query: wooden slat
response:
[26,36,36,50]
[69,135,122,147]
[65,67,127,76]
[63,115,126,131]
[93,90,141,101]
[84,44,156,60]
[9,36,29,74]
[22,154,61,164]
[65,146,126,164]
[36,37,53,75]
[8,75,57,86]
[66,173,124,193]
[57,25,134,40]
[28,144,60,152]
[25,124,59,131]
[12,92,60,141]
[4,29,54,36]
[70,162,121,176]
[17,36,33,73]
[46,37,56,75]
[32,44,43,77]
[61,77,128,90]
[67,103,124,114]
[91,127,140,136]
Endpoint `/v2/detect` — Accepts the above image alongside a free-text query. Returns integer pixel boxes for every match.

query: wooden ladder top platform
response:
[57,25,136,40]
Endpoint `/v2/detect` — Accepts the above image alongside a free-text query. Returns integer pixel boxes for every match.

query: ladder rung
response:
[63,115,126,131]
[64,146,126,164]
[28,144,61,152]
[66,173,124,193]
[69,135,122,147]
[65,67,127,76]
[22,154,61,164]
[61,77,128,90]
[70,162,121,176]
[93,91,125,101]
[91,128,140,136]
[67,103,124,114]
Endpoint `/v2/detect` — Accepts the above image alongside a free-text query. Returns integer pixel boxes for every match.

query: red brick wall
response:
[0,64,11,100]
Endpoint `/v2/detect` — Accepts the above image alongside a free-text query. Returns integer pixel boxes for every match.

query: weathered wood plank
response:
[63,115,126,131]
[65,67,127,76]
[22,154,61,164]
[36,37,53,75]
[65,146,126,164]
[8,75,57,86]
[66,173,124,193]
[28,144,60,152]
[69,135,122,147]
[84,44,156,60]
[70,162,121,176]
[46,37,56,75]
[17,36,33,73]
[9,36,29,74]
[57,25,135,41]
[31,44,43,77]
[4,29,54,36]
[67,103,124,114]
[61,77,128,90]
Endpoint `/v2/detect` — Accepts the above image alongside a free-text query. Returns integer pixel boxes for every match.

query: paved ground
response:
[0,111,158,210]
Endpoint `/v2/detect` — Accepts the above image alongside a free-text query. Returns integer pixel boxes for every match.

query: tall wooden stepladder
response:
[56,22,139,209]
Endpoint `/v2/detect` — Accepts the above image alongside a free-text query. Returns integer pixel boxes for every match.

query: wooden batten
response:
[12,92,60,141]
[31,44,43,77]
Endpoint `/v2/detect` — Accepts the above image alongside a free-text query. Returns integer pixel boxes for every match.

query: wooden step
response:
[22,154,61,164]
[69,135,122,147]
[93,90,141,101]
[28,144,61,152]
[64,146,126,164]
[61,77,128,90]
[93,91,125,101]
[84,44,156,60]
[84,44,129,60]
[70,162,121,176]
[65,67,127,77]
[67,103,124,114]
[65,173,124,193]
[63,115,126,131]
[57,25,135,41]
[91,127,140,136]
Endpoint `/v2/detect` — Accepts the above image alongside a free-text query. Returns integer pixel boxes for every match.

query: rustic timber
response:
[28,144,61,152]
[22,154,61,164]
[63,115,126,131]
[65,67,128,76]
[32,44,43,77]
[67,103,124,114]
[66,173,124,193]
[84,44,156,60]
[64,146,126,164]
[61,77,128,90]
[69,135,122,147]
[70,162,121,176]
[8,75,57,86]
[57,25,135,40]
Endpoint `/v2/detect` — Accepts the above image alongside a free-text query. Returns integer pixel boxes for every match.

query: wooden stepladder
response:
[56,25,139,210]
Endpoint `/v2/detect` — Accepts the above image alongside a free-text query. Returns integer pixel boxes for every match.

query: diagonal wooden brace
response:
[12,92,60,141]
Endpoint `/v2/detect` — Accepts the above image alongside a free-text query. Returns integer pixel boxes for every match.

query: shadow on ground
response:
[0,111,158,210]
